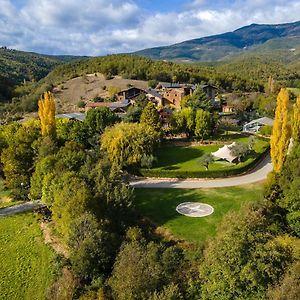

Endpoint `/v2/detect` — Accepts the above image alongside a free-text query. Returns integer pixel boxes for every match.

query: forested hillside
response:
[0,47,84,101]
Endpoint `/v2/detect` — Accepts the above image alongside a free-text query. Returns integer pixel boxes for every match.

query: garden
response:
[140,135,270,178]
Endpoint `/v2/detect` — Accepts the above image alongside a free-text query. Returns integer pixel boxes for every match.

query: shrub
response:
[77,100,85,108]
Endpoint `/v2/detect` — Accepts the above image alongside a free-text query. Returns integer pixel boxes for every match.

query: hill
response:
[0,47,84,101]
[134,20,300,62]
[53,73,148,112]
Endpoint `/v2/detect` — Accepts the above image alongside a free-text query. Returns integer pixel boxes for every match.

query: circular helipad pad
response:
[176,202,214,217]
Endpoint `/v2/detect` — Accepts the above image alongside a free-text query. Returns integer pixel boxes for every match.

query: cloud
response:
[0,0,299,55]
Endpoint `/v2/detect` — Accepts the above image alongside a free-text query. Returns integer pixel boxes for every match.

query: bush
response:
[141,154,157,169]
[77,100,85,108]
[260,125,273,136]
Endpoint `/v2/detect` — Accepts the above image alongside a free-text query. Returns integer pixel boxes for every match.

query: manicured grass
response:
[134,185,264,244]
[141,137,269,177]
[0,213,56,300]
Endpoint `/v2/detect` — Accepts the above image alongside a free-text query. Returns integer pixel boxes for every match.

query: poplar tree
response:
[270,88,291,172]
[38,91,56,137]
[292,95,300,143]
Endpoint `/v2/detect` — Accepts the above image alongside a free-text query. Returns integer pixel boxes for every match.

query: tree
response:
[101,122,159,166]
[107,86,120,98]
[84,107,119,135]
[171,108,195,137]
[148,80,158,89]
[248,135,257,150]
[292,95,300,143]
[140,102,161,132]
[109,241,183,300]
[182,86,212,111]
[267,261,300,300]
[68,213,113,281]
[194,109,212,140]
[124,106,143,123]
[229,142,249,163]
[197,153,213,170]
[270,88,291,173]
[134,93,149,109]
[38,91,56,138]
[51,172,92,240]
[1,121,40,198]
[199,204,294,300]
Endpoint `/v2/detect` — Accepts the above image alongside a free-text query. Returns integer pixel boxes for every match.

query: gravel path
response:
[0,201,42,217]
[130,155,273,189]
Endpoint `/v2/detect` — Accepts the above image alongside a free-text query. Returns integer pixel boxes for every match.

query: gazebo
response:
[212,142,237,163]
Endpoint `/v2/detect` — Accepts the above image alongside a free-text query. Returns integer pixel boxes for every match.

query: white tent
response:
[212,142,237,163]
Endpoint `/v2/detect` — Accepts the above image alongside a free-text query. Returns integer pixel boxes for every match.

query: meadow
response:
[0,213,56,300]
[134,184,264,244]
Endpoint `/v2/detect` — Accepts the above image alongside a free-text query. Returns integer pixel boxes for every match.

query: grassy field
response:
[134,184,264,244]
[141,136,269,177]
[0,213,56,300]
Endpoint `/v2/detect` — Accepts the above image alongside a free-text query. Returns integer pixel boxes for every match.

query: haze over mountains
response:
[134,20,300,62]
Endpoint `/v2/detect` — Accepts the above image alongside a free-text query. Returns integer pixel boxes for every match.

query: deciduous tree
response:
[194,109,212,140]
[229,142,249,163]
[270,88,291,172]
[197,153,213,170]
[101,122,159,166]
[38,91,56,138]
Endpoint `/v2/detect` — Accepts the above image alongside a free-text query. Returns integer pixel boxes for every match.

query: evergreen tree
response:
[270,88,291,173]
[38,91,56,138]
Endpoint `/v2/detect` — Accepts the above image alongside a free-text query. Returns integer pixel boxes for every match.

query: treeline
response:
[3,53,300,118]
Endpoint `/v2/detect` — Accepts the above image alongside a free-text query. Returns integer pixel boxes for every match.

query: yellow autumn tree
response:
[270,88,291,172]
[292,95,300,143]
[38,91,56,137]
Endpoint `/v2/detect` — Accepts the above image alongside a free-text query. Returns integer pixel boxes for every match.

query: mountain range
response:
[134,20,300,62]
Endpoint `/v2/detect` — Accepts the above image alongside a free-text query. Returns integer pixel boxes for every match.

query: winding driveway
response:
[130,155,273,189]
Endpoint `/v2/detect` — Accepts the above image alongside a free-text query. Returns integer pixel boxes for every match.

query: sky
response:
[0,0,299,56]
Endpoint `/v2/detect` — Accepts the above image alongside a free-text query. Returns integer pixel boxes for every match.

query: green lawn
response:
[0,213,56,300]
[134,185,264,244]
[141,137,269,178]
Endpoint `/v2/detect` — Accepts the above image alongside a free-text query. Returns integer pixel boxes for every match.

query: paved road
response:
[130,155,273,189]
[0,201,42,217]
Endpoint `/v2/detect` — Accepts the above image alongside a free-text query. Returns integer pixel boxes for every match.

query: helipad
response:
[176,202,214,217]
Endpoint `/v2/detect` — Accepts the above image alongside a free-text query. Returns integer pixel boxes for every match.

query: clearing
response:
[53,73,148,112]
[134,184,264,244]
[0,213,56,300]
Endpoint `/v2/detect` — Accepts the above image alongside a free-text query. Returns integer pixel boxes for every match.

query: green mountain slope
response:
[134,21,300,62]
[0,47,84,101]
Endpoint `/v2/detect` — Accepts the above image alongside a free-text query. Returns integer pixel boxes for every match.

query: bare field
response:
[53,73,148,112]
